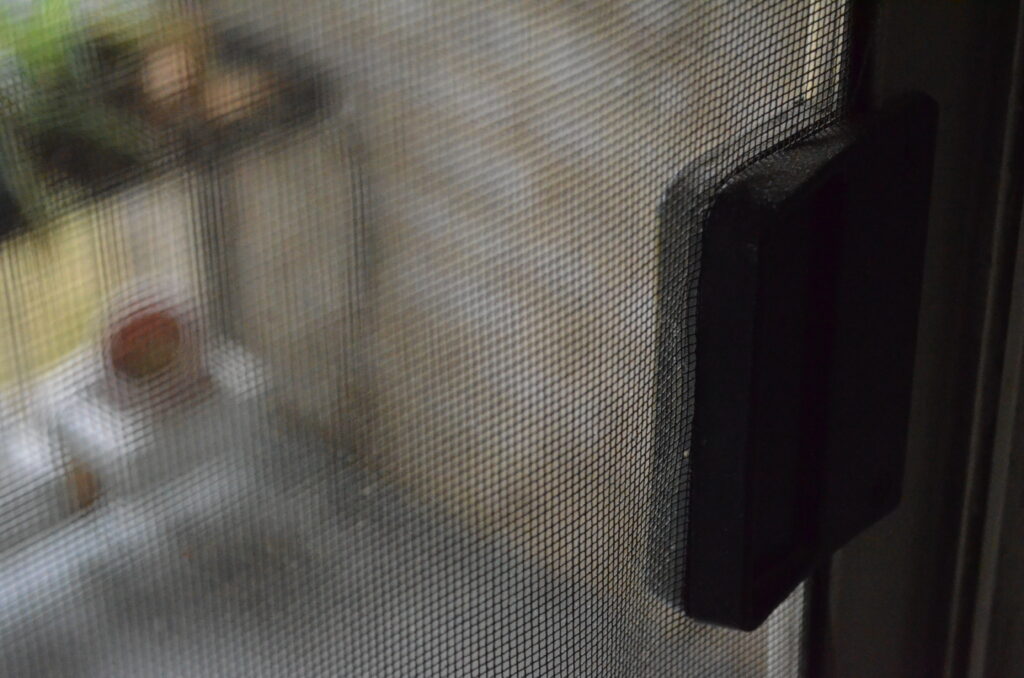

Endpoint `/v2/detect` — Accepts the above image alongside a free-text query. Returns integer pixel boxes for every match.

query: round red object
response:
[108,308,183,380]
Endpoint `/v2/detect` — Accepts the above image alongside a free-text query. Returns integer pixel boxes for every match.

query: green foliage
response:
[0,0,79,85]
[0,0,153,232]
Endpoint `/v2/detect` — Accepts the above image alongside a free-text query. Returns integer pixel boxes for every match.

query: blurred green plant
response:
[0,0,78,86]
[0,0,149,234]
[0,3,141,377]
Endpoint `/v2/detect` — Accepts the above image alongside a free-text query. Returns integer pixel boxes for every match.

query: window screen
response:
[0,1,847,675]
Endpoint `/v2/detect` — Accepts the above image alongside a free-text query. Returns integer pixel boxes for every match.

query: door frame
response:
[821,2,1024,677]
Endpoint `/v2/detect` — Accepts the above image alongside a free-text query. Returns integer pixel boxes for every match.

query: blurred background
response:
[0,1,845,675]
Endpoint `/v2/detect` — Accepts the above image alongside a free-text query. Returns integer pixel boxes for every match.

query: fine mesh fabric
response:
[0,1,847,676]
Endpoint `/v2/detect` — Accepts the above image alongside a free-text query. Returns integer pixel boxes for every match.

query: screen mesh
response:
[0,1,846,675]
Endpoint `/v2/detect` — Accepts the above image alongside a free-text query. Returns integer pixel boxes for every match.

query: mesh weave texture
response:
[0,0,846,675]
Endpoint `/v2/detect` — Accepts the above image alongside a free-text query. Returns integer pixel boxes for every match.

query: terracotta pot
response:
[101,282,207,408]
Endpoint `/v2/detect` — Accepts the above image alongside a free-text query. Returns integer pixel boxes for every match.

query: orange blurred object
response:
[108,307,183,380]
[65,458,101,512]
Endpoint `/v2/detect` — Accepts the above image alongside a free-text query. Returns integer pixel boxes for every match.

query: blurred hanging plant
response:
[0,0,151,236]
[0,0,78,86]
[0,1,300,239]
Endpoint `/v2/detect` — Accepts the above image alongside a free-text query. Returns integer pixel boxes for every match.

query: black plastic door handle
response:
[652,94,938,631]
